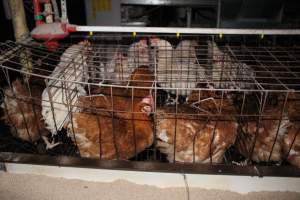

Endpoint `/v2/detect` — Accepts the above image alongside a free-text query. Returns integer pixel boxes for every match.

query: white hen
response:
[41,41,90,135]
[209,41,254,89]
[150,38,204,96]
[127,39,150,70]
[111,39,149,83]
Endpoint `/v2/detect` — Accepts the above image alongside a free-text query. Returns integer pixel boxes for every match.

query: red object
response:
[33,0,43,26]
[31,23,76,40]
[39,0,50,3]
[31,23,77,51]
[31,0,77,51]
[45,40,59,52]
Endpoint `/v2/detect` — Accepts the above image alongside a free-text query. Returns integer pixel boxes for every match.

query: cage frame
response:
[1,26,300,177]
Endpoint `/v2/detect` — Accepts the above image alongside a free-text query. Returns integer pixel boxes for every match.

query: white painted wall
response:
[4,163,300,194]
[85,0,121,26]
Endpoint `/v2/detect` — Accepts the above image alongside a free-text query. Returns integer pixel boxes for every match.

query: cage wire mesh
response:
[0,33,300,171]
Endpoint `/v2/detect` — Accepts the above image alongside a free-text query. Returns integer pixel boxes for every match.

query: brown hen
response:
[156,90,238,163]
[1,79,48,142]
[283,123,300,168]
[282,92,300,168]
[66,66,154,159]
[236,95,289,163]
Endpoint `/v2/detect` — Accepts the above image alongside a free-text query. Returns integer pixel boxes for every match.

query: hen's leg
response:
[232,159,250,166]
[42,136,61,150]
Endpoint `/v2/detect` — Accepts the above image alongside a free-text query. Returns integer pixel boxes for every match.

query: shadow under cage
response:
[0,33,300,176]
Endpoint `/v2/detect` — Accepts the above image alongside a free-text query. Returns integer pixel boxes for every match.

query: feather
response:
[65,66,155,159]
[42,41,90,135]
[150,38,205,96]
[2,79,48,142]
[209,41,254,90]
[156,90,237,163]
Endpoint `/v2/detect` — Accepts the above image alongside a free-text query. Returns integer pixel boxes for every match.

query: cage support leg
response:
[0,162,6,172]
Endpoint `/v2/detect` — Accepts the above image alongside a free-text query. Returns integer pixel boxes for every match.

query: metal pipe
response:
[33,0,43,26]
[216,0,221,28]
[186,7,192,28]
[51,0,60,22]
[61,0,68,23]
[8,0,30,40]
[2,0,11,20]
[74,25,300,35]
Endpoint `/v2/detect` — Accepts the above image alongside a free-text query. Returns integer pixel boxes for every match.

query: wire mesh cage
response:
[0,33,300,175]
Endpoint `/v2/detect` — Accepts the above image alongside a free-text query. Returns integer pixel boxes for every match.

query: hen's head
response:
[136,95,154,116]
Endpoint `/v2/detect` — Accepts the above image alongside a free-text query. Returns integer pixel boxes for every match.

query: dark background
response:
[1,0,300,42]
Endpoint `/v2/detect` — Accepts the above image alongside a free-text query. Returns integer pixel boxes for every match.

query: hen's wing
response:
[128,39,150,71]
[156,104,237,163]
[42,42,89,134]
[2,79,47,142]
[283,123,300,168]
[236,98,288,163]
[68,66,155,159]
[67,94,153,159]
[281,92,300,168]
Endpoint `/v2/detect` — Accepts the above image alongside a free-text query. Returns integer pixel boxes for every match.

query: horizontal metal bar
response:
[0,152,299,177]
[74,25,300,35]
[121,0,217,6]
[0,44,22,64]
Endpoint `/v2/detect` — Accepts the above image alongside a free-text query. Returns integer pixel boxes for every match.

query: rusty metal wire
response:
[0,35,299,171]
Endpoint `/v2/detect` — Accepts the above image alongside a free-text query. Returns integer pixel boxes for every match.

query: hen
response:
[235,95,289,163]
[93,45,123,82]
[282,92,300,168]
[283,123,300,168]
[209,41,254,90]
[114,52,129,83]
[41,41,90,136]
[156,89,238,163]
[150,38,204,96]
[1,79,56,148]
[65,66,154,159]
[91,66,154,107]
[127,39,150,71]
[174,40,198,64]
[284,92,300,121]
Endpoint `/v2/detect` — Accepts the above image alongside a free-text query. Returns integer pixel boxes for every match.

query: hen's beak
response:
[141,105,152,116]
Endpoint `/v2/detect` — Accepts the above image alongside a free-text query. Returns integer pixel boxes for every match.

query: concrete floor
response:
[0,172,300,200]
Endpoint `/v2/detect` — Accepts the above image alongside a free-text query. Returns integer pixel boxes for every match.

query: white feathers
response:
[128,39,150,70]
[114,51,129,83]
[93,40,149,84]
[209,41,254,89]
[174,40,198,63]
[42,42,90,135]
[92,46,125,83]
[150,39,206,96]
[157,129,169,142]
[97,38,207,96]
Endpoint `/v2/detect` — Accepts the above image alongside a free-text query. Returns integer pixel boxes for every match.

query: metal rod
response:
[2,152,300,177]
[216,0,221,28]
[61,0,68,23]
[75,25,300,35]
[186,7,192,28]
